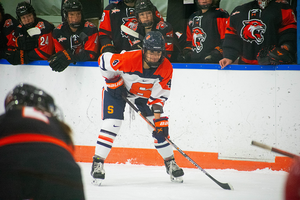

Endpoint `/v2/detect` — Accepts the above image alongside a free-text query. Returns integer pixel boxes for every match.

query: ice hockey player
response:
[5,1,55,65]
[99,0,163,54]
[91,31,184,185]
[0,2,18,59]
[0,83,85,200]
[181,0,229,63]
[219,0,297,69]
[127,0,174,59]
[49,0,99,72]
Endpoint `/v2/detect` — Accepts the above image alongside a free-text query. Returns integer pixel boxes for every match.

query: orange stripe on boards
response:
[74,145,293,172]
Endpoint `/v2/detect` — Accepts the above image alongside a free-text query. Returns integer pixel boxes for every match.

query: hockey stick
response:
[122,96,233,190]
[121,25,183,54]
[251,141,299,158]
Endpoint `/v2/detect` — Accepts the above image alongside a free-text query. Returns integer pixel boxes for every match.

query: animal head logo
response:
[241,19,266,45]
[192,27,207,53]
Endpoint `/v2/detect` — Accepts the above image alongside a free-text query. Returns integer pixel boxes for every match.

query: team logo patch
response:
[111,8,120,14]
[240,19,266,45]
[36,21,45,30]
[58,35,67,42]
[192,27,206,53]
[4,19,13,28]
[112,59,119,66]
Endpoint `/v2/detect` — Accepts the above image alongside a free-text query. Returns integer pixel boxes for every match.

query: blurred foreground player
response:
[92,31,184,185]
[285,156,300,200]
[0,84,85,200]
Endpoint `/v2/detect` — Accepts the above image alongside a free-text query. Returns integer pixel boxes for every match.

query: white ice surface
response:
[78,162,288,200]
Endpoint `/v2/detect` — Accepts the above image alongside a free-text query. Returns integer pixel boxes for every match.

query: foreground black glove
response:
[105,75,127,99]
[48,50,73,72]
[204,47,223,63]
[101,44,117,54]
[152,117,169,143]
[16,35,38,50]
[5,49,28,65]
[257,45,294,65]
[178,47,192,62]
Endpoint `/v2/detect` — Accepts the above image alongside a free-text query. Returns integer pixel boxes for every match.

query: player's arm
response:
[277,6,297,54]
[99,8,117,54]
[222,14,242,65]
[205,10,229,63]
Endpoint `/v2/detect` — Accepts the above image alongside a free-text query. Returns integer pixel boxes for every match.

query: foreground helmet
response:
[257,0,271,9]
[143,31,166,68]
[5,83,58,117]
[135,0,155,27]
[16,1,36,28]
[63,0,83,28]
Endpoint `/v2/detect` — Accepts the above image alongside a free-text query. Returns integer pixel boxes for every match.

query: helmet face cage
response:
[135,0,155,27]
[4,84,60,119]
[195,0,219,10]
[257,0,270,9]
[16,1,36,28]
[63,0,83,28]
[142,31,166,68]
[124,0,137,4]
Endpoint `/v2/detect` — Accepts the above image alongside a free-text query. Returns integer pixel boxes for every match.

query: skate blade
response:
[92,178,103,186]
[170,176,183,183]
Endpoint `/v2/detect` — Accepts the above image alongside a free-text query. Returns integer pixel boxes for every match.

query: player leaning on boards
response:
[219,0,297,69]
[127,0,174,59]
[0,84,85,200]
[91,31,184,185]
[5,2,55,65]
[181,0,229,63]
[49,0,99,72]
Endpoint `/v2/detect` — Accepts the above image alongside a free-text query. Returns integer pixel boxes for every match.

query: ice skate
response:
[91,155,105,186]
[164,158,184,183]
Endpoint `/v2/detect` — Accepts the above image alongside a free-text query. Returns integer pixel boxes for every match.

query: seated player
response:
[49,0,99,72]
[6,2,55,65]
[0,3,18,59]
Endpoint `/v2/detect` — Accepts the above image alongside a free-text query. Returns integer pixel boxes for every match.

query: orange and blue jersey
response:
[98,50,172,108]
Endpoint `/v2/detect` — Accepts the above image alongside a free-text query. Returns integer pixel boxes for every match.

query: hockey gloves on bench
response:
[257,45,294,65]
[16,35,38,51]
[105,75,127,99]
[48,50,73,72]
[152,117,169,143]
[5,49,28,65]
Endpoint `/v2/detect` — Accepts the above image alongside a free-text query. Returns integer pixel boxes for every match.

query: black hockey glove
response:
[48,50,73,72]
[16,35,38,51]
[152,117,169,143]
[5,49,28,65]
[204,47,223,63]
[178,47,192,62]
[101,44,117,54]
[257,45,294,65]
[105,75,127,99]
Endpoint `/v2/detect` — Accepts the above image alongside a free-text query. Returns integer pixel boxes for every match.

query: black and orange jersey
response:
[15,18,55,61]
[0,14,18,58]
[185,7,229,62]
[0,107,84,199]
[223,1,297,64]
[98,50,172,107]
[99,0,163,54]
[127,19,174,59]
[53,21,99,61]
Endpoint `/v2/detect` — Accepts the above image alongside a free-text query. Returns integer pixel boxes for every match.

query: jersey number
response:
[40,36,49,46]
[130,83,153,98]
